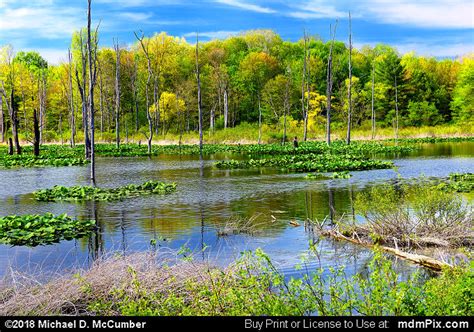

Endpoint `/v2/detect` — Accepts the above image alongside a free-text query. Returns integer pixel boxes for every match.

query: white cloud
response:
[183,30,241,40]
[357,0,473,29]
[117,11,153,22]
[0,6,83,39]
[214,0,276,14]
[287,0,347,19]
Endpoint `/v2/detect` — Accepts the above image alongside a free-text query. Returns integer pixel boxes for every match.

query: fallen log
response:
[320,229,452,271]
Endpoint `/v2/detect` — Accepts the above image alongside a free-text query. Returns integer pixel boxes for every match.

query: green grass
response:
[0,213,96,246]
[34,181,177,201]
[2,249,471,316]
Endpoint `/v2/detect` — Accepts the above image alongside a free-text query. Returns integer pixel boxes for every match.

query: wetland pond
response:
[0,141,472,279]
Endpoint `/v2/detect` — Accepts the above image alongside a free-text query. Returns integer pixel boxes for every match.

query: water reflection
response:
[0,142,472,278]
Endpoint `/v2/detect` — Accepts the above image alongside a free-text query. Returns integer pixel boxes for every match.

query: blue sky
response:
[0,0,473,64]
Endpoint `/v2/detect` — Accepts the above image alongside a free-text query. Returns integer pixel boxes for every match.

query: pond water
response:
[0,142,472,279]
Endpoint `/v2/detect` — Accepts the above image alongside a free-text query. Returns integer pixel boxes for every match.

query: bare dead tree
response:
[301,30,308,141]
[68,48,76,147]
[195,33,203,152]
[134,31,154,155]
[326,21,338,146]
[223,85,228,129]
[33,109,40,156]
[346,12,352,145]
[0,49,21,154]
[75,31,90,159]
[114,38,121,149]
[87,0,99,183]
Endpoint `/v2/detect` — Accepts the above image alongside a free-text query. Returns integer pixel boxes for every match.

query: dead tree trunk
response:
[195,34,203,152]
[33,109,40,156]
[114,39,121,149]
[75,32,90,159]
[68,48,76,147]
[8,138,13,155]
[301,31,308,142]
[87,0,98,184]
[223,87,228,129]
[371,62,375,140]
[346,12,352,145]
[134,31,154,155]
[9,90,21,154]
[326,22,337,146]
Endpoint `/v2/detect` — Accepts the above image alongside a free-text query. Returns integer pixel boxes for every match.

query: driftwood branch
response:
[320,229,452,271]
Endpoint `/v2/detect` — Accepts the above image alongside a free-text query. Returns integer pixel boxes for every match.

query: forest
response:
[1,28,473,151]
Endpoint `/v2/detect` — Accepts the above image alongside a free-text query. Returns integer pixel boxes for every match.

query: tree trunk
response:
[68,49,76,147]
[371,62,375,140]
[326,22,338,146]
[134,31,154,155]
[223,87,228,129]
[76,32,90,159]
[301,31,307,142]
[33,109,40,156]
[114,40,121,149]
[196,34,203,152]
[8,138,13,155]
[210,102,215,132]
[87,0,96,184]
[346,12,352,145]
[10,89,21,154]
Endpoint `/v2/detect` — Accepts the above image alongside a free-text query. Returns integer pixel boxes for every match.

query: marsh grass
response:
[352,184,474,249]
[1,249,472,316]
[216,215,266,237]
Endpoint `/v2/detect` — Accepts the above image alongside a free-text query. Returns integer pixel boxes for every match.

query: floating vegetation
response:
[34,181,177,201]
[215,153,393,173]
[0,155,88,168]
[0,213,96,246]
[436,173,474,193]
[305,173,329,180]
[330,171,352,179]
[386,136,474,144]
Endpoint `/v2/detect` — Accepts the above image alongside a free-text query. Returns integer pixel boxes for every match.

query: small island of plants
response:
[0,213,96,246]
[34,180,177,201]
